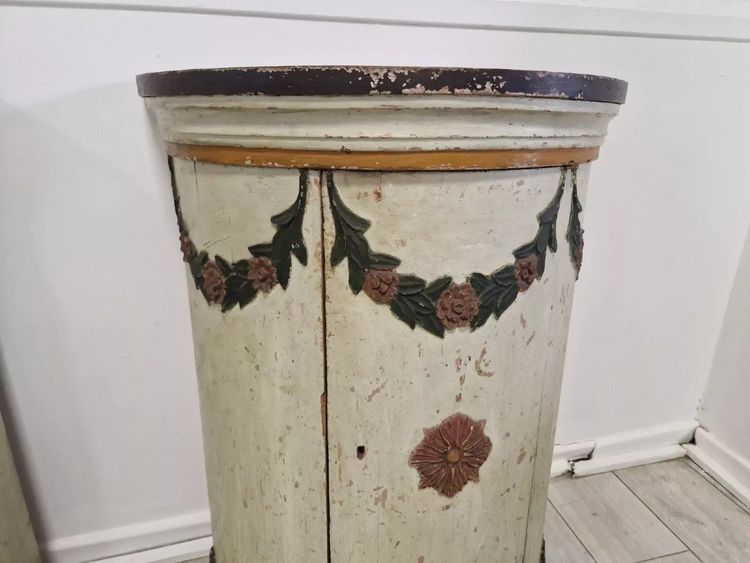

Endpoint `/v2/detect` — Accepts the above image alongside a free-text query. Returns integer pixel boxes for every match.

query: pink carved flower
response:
[514,254,540,292]
[409,412,492,498]
[201,261,226,304]
[363,269,400,304]
[248,257,278,293]
[436,283,479,330]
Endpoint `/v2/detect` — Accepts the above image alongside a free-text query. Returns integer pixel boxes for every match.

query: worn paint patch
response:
[475,347,495,377]
[366,381,387,402]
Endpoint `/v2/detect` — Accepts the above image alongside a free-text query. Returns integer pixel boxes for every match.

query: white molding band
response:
[3,0,750,42]
[44,510,211,563]
[685,427,750,509]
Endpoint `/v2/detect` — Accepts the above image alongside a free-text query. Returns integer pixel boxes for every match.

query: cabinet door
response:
[322,168,579,562]
[173,160,329,562]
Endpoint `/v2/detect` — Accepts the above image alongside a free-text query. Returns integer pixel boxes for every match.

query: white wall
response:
[1,1,749,559]
[698,227,750,461]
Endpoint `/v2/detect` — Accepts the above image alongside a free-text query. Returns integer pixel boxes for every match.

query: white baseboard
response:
[44,510,211,563]
[684,427,750,509]
[94,537,212,563]
[550,440,595,477]
[45,422,701,562]
[553,420,698,478]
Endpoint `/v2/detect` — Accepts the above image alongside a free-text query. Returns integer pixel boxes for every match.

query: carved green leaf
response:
[469,272,492,295]
[370,253,401,269]
[348,257,365,294]
[406,293,435,315]
[424,276,453,301]
[390,295,416,329]
[397,275,427,295]
[417,314,445,338]
[277,256,292,290]
[472,302,494,329]
[493,285,519,319]
[237,284,258,308]
[249,243,273,258]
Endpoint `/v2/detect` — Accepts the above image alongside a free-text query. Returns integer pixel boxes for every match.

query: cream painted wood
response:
[548,472,686,562]
[616,459,750,562]
[322,167,583,562]
[543,500,594,563]
[146,96,619,152]
[0,410,40,563]
[172,160,327,562]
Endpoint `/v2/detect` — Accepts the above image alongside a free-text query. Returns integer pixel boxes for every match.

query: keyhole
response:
[356,445,366,459]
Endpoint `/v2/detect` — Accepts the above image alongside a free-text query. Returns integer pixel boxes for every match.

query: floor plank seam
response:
[546,498,597,562]
[682,458,750,516]
[634,549,695,563]
[612,470,690,552]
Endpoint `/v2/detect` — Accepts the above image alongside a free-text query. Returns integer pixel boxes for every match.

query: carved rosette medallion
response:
[408,412,493,498]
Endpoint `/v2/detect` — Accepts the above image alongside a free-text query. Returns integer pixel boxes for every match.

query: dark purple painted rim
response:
[136,66,627,104]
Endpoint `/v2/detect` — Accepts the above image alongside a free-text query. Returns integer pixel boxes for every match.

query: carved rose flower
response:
[248,256,278,293]
[179,233,197,263]
[514,254,540,292]
[409,412,492,498]
[573,241,584,274]
[201,261,226,305]
[436,283,479,330]
[363,269,400,304]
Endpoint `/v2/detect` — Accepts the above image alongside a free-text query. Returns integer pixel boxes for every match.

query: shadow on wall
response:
[0,83,207,548]
[698,221,750,458]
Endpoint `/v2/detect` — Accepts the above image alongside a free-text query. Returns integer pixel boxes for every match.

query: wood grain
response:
[548,472,685,562]
[167,143,599,171]
[543,500,594,563]
[616,459,750,563]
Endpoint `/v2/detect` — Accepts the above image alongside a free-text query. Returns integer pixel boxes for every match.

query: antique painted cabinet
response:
[137,67,626,563]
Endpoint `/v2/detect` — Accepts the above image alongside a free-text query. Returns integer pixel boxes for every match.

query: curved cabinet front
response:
[140,64,626,563]
[169,160,588,563]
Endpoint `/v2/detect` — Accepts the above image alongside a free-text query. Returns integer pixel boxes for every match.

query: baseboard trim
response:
[44,510,211,563]
[553,420,698,478]
[684,427,750,509]
[45,422,702,561]
[94,536,212,563]
[550,440,595,477]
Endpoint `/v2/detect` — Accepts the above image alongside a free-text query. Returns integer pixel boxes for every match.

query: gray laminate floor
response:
[185,459,750,563]
[545,458,750,563]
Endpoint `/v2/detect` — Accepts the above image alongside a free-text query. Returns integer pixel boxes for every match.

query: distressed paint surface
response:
[323,168,586,562]
[137,66,627,104]
[147,95,619,153]
[173,160,327,562]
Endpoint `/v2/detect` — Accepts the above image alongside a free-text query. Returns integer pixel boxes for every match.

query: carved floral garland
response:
[169,157,309,311]
[326,167,583,338]
[169,162,585,331]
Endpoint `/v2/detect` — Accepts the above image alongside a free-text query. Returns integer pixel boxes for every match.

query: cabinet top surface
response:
[136,66,627,104]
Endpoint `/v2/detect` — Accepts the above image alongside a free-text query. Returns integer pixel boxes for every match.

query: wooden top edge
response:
[136,66,628,104]
[165,143,599,171]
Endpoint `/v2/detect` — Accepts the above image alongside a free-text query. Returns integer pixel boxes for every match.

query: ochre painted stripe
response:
[165,142,599,171]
